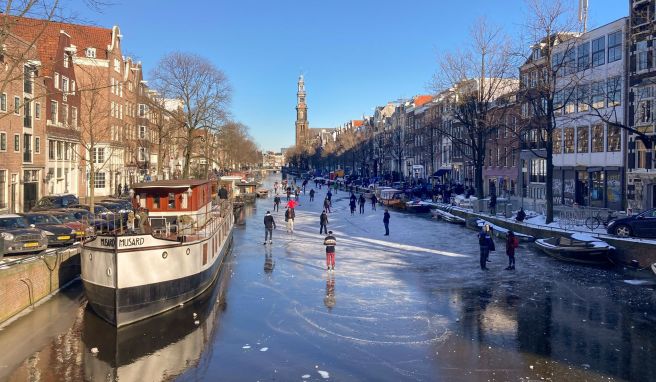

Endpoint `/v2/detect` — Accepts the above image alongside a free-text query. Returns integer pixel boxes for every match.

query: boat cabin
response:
[236,182,258,195]
[131,179,213,229]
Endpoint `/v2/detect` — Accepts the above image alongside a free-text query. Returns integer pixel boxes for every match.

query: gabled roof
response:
[352,120,364,127]
[6,15,116,74]
[413,95,433,107]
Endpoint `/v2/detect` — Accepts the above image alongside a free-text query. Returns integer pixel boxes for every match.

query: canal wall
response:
[436,205,656,268]
[0,246,81,325]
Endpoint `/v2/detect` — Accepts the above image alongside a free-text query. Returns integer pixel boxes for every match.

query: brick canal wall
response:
[0,246,81,325]
[438,206,656,268]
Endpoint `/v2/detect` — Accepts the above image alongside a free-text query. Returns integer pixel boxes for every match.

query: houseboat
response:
[236,181,258,204]
[81,179,234,327]
[378,188,404,208]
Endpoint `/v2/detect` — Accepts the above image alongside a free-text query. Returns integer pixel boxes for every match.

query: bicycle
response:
[584,210,614,231]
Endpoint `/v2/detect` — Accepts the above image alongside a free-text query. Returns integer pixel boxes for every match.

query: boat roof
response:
[132,179,210,190]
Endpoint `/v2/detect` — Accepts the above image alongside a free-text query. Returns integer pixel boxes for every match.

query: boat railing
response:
[80,200,233,242]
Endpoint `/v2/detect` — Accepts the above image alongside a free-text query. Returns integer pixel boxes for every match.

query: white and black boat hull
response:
[534,238,612,266]
[83,232,232,327]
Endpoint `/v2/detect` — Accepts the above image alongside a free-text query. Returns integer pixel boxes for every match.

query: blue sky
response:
[73,0,627,152]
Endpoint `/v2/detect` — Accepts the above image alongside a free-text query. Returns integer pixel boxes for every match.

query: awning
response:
[432,169,451,177]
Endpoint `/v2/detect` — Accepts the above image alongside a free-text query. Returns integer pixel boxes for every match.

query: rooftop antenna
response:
[578,0,589,33]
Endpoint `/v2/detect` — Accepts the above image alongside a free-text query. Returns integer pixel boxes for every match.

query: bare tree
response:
[150,52,230,178]
[432,17,518,198]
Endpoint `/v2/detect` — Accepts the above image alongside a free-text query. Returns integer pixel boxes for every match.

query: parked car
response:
[44,210,94,240]
[63,207,117,233]
[0,214,48,254]
[68,204,117,221]
[96,201,131,221]
[30,194,79,211]
[607,208,656,238]
[20,212,76,247]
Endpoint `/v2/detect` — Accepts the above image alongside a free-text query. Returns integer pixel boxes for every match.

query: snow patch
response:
[260,347,269,352]
[317,370,330,379]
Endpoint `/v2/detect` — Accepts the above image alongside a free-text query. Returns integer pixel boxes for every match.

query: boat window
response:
[153,196,160,209]
[182,193,188,209]
[139,194,146,208]
[168,193,175,209]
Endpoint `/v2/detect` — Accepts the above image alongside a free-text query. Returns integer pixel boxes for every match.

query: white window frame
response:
[0,132,6,152]
[0,93,6,112]
[35,102,40,119]
[54,72,60,90]
[85,47,96,58]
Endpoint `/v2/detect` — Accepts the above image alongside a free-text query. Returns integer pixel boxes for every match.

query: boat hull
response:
[534,239,611,265]
[84,232,233,327]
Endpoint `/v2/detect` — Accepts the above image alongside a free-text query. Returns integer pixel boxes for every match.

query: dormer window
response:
[63,53,69,68]
[85,48,96,58]
[114,58,120,73]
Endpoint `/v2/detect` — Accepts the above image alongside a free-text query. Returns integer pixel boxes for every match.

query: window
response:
[54,72,59,89]
[138,147,147,162]
[35,102,40,119]
[56,141,62,160]
[110,78,114,94]
[13,96,19,114]
[153,196,160,209]
[139,125,146,139]
[638,100,652,124]
[62,77,69,94]
[94,172,105,189]
[591,124,604,153]
[577,126,589,153]
[85,47,96,58]
[577,42,590,71]
[607,30,622,63]
[24,65,33,94]
[114,58,120,73]
[564,127,575,153]
[530,159,546,183]
[637,40,650,71]
[552,52,563,72]
[0,94,6,112]
[23,133,31,162]
[14,134,20,152]
[553,128,562,154]
[48,140,55,160]
[62,104,68,126]
[0,132,5,151]
[138,104,146,117]
[563,47,576,75]
[64,142,70,160]
[93,147,105,163]
[591,81,605,109]
[0,170,5,208]
[607,124,621,152]
[71,80,75,95]
[35,137,40,154]
[63,53,69,68]
[50,100,58,123]
[168,193,175,209]
[564,87,576,114]
[591,36,605,67]
[577,84,589,112]
[71,107,77,128]
[23,98,31,128]
[607,76,621,107]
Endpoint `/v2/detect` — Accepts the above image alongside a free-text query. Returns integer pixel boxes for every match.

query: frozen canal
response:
[1,175,656,381]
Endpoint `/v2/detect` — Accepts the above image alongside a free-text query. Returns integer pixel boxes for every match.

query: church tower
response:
[295,74,308,147]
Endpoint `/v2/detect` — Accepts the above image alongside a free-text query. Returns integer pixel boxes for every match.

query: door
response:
[575,171,589,206]
[23,182,38,212]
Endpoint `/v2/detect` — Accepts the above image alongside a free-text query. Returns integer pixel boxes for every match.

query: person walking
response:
[349,192,356,205]
[358,194,365,214]
[478,224,494,270]
[309,188,315,202]
[327,190,333,202]
[505,231,519,270]
[349,198,356,215]
[273,195,281,212]
[323,197,332,213]
[286,187,292,201]
[302,179,308,193]
[320,210,329,234]
[383,209,390,236]
[323,230,337,271]
[264,211,276,245]
[371,194,378,211]
[285,207,295,233]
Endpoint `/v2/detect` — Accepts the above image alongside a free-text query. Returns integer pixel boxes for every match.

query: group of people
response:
[478,224,518,271]
[264,179,392,271]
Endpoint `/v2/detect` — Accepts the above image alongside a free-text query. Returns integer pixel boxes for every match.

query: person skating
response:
[358,194,365,214]
[478,224,494,270]
[309,188,315,202]
[302,179,308,193]
[371,194,378,211]
[286,187,292,201]
[263,211,276,244]
[320,210,329,234]
[272,195,280,212]
[285,207,295,233]
[323,197,332,213]
[505,230,519,270]
[323,230,337,271]
[349,192,356,205]
[326,190,332,202]
[349,198,356,215]
[383,209,390,236]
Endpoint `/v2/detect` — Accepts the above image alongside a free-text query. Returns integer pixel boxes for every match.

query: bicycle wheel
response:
[585,217,600,231]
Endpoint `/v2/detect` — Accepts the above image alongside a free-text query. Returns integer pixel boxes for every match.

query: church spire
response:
[295,74,308,147]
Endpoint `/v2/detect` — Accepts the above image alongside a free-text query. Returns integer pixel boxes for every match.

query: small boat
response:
[256,188,270,198]
[82,179,235,327]
[379,188,404,208]
[404,200,431,213]
[432,208,466,224]
[534,233,614,265]
[475,219,535,242]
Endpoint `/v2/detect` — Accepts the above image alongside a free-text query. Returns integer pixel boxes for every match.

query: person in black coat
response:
[383,209,390,236]
[273,195,281,212]
[371,194,378,210]
[320,210,329,234]
[516,207,526,222]
[218,186,229,200]
[323,197,331,213]
[263,211,276,245]
[349,199,356,215]
[309,188,315,202]
[478,225,494,270]
[358,194,366,214]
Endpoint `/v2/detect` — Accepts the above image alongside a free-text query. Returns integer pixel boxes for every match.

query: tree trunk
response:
[475,131,484,199]
[183,129,193,178]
